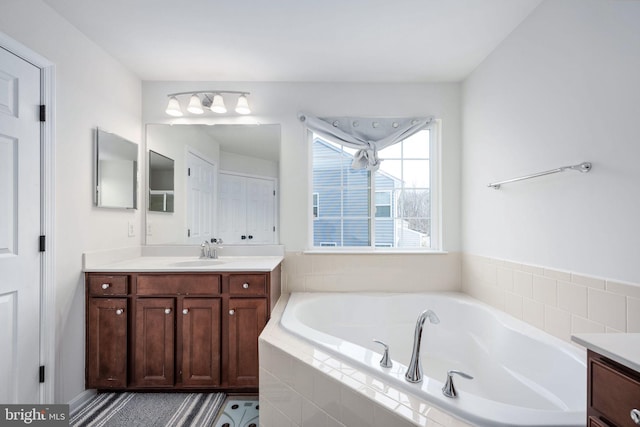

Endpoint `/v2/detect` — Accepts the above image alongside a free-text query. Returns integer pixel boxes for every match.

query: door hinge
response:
[39,235,46,252]
[273,226,276,232]
[273,190,276,196]
[39,366,45,383]
[187,229,191,237]
[187,168,191,177]
[39,105,46,122]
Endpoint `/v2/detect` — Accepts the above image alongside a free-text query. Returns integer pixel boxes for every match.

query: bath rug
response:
[70,392,225,427]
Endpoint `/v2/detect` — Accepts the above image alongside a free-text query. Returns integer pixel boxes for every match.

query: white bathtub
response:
[280,292,586,427]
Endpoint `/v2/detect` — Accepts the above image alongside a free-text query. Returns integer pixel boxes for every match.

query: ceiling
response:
[43,0,542,82]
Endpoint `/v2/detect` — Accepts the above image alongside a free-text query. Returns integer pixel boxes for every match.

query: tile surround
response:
[262,252,640,426]
[462,254,640,341]
[282,252,462,294]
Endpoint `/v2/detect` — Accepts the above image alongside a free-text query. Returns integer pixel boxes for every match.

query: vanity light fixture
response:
[165,91,251,116]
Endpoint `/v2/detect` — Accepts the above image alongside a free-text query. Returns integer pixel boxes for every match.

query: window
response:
[312,193,319,218]
[375,191,392,218]
[310,126,438,250]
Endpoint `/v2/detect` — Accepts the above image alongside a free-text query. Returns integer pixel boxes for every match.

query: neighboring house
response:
[312,137,400,247]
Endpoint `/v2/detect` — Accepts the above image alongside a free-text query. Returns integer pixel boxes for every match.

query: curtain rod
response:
[488,162,592,189]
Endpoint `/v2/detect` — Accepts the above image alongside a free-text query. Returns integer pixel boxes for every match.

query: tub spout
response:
[405,309,439,383]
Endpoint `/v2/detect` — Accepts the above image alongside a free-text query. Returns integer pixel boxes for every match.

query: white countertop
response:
[571,333,640,372]
[83,255,283,273]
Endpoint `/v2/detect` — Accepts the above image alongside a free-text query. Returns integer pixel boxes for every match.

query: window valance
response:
[298,112,433,171]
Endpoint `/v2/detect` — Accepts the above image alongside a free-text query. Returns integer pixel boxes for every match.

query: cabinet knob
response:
[165,308,171,314]
[101,283,110,290]
[183,309,189,315]
[631,409,640,425]
[242,283,249,289]
[115,309,124,315]
[229,309,235,315]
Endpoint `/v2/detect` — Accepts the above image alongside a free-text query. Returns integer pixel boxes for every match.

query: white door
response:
[217,173,247,244]
[186,151,216,244]
[245,177,275,244]
[0,47,42,403]
[218,173,276,244]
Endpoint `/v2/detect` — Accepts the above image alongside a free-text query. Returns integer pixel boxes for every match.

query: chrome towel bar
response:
[488,162,591,189]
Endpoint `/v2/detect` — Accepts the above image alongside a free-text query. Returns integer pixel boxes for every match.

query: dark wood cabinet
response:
[133,297,175,387]
[86,297,128,388]
[85,268,280,392]
[587,349,640,427]
[179,297,221,387]
[228,298,267,386]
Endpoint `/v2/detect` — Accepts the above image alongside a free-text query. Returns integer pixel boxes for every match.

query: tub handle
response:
[442,370,473,398]
[372,340,393,368]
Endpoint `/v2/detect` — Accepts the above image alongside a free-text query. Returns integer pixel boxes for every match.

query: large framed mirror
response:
[145,124,280,245]
[94,128,138,209]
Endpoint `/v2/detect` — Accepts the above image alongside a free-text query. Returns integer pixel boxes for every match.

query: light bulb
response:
[187,94,204,114]
[165,96,183,117]
[235,94,251,114]
[210,94,227,114]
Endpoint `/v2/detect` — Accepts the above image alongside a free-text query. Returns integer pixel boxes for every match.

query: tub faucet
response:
[405,309,440,383]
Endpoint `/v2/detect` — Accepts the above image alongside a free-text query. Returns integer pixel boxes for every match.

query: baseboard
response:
[67,389,97,413]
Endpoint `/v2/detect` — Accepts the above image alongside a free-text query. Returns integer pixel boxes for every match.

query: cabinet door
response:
[179,298,221,387]
[227,298,267,387]
[86,298,127,388]
[134,298,175,387]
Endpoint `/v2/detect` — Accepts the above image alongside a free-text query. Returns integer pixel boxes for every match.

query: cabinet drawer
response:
[136,274,220,295]
[591,357,640,427]
[229,274,266,295]
[88,275,128,296]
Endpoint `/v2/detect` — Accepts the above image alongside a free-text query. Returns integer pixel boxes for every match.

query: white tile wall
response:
[462,254,640,341]
[282,252,461,293]
[259,296,470,427]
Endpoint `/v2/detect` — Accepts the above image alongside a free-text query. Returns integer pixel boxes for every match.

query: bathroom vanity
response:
[84,256,281,392]
[572,334,640,427]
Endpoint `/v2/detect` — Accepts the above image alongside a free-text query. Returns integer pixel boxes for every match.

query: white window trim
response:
[307,119,442,252]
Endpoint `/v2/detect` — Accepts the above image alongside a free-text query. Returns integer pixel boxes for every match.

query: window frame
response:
[307,119,441,252]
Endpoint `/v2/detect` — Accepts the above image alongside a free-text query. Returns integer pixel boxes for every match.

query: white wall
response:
[462,0,640,284]
[142,81,462,253]
[1,0,141,403]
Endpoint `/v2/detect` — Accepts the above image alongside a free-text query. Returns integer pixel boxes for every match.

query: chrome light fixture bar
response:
[165,91,251,117]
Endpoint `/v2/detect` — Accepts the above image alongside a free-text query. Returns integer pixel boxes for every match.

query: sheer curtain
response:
[299,112,433,171]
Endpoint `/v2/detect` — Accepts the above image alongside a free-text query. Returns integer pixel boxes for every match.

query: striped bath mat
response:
[70,392,225,427]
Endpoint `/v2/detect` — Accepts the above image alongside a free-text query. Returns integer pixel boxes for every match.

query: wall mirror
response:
[145,124,280,245]
[148,150,175,213]
[94,128,138,209]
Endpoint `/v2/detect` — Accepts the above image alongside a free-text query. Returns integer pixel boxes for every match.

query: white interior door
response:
[186,151,216,244]
[218,173,247,244]
[0,47,42,403]
[218,173,276,244]
[245,177,275,244]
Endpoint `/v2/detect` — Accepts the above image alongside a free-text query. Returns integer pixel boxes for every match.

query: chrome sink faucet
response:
[405,309,440,383]
[200,241,211,259]
[201,238,223,259]
[210,238,223,259]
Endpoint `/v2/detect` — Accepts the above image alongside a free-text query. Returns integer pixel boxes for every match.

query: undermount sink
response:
[171,259,227,267]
